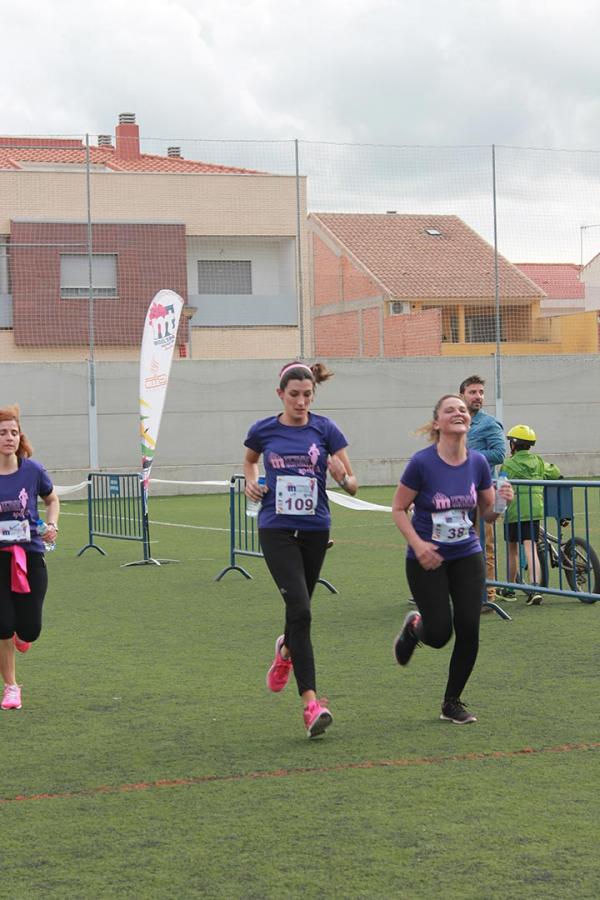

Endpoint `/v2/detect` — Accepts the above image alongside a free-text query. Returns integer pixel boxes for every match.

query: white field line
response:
[58,511,228,532]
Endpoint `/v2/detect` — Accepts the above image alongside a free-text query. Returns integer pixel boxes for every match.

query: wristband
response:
[47,522,59,531]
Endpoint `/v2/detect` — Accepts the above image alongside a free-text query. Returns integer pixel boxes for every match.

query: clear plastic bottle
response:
[246,476,266,518]
[36,519,56,552]
[494,472,509,514]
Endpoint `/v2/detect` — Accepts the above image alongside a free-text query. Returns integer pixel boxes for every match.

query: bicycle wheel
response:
[562,537,600,601]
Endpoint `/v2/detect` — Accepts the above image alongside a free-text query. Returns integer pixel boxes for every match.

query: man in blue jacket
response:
[460,375,505,607]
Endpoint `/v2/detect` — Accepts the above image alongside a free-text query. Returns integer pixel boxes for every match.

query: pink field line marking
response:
[2,741,598,805]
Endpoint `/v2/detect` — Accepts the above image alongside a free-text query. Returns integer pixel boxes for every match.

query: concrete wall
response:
[2,355,598,496]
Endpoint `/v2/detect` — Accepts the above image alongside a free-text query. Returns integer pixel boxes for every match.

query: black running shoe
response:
[393,611,421,666]
[526,592,543,606]
[440,698,477,724]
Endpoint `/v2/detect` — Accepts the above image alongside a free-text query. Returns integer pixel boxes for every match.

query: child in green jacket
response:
[501,424,561,605]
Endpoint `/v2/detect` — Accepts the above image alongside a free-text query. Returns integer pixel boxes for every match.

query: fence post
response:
[77,472,179,567]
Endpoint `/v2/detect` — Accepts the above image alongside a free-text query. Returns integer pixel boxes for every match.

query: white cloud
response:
[4,0,600,259]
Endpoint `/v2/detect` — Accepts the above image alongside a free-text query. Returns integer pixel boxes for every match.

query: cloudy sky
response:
[4,0,600,260]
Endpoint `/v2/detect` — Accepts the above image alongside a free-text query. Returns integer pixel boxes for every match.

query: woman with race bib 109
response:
[244,362,357,739]
[391,394,512,725]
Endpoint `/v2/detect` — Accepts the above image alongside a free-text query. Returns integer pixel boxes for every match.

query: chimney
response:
[167,146,182,158]
[115,112,140,160]
[98,134,113,147]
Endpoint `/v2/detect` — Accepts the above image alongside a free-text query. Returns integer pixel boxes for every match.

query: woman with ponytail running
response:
[243,362,357,738]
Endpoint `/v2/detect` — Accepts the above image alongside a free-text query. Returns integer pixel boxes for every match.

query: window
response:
[0,237,9,294]
[465,310,499,343]
[60,254,117,299]
[424,227,442,236]
[197,260,252,295]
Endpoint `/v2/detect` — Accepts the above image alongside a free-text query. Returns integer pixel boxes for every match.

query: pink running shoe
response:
[1,683,22,710]
[303,699,333,738]
[13,633,31,653]
[266,635,293,692]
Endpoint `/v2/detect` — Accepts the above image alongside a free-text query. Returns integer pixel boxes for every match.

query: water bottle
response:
[36,519,56,552]
[494,472,509,514]
[246,476,266,518]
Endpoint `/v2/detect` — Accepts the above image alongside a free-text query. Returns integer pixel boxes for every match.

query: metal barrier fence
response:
[214,474,337,593]
[487,479,600,609]
[77,472,177,567]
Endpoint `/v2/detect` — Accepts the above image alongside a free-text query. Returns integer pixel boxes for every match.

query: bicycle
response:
[517,521,600,602]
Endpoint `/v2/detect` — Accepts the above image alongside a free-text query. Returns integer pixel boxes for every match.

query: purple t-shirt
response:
[0,458,54,553]
[400,444,491,561]
[244,413,348,531]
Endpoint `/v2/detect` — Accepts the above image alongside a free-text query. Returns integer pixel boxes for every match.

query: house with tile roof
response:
[0,113,308,361]
[308,212,597,357]
[515,262,599,353]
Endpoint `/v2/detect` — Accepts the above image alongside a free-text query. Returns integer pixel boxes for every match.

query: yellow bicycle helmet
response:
[507,424,537,443]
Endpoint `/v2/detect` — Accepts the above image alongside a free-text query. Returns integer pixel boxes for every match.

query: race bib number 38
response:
[431,509,472,544]
[276,475,318,516]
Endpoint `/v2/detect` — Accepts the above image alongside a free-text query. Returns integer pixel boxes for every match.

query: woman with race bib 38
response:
[391,394,512,724]
[244,362,357,738]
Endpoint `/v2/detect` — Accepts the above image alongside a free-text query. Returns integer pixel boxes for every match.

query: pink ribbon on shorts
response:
[0,545,31,593]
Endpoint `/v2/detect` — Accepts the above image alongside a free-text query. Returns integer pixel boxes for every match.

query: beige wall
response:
[1,169,313,359]
[191,327,301,360]
[1,171,305,235]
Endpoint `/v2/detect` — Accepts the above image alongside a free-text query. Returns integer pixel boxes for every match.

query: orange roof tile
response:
[0,140,263,175]
[310,213,543,300]
[515,263,584,300]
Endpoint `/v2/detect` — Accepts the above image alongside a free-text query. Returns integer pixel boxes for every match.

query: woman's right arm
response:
[243,448,266,501]
[392,483,443,570]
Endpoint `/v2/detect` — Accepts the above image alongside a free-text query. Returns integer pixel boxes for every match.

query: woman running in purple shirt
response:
[244,362,357,738]
[0,404,60,711]
[391,394,512,724]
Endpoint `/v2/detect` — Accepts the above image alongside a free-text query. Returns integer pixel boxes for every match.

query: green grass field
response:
[2,487,599,899]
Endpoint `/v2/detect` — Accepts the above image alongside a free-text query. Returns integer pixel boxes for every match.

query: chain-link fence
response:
[2,114,599,471]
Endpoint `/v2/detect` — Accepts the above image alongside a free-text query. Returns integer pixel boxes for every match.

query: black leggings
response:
[406,552,485,701]
[0,552,48,642]
[259,528,329,696]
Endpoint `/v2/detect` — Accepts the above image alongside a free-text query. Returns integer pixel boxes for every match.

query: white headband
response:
[279,363,313,380]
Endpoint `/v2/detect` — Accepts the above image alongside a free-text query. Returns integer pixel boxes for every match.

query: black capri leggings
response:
[406,551,485,701]
[0,552,48,642]
[259,528,330,696]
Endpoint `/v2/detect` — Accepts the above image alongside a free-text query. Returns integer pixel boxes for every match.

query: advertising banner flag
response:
[139,289,184,494]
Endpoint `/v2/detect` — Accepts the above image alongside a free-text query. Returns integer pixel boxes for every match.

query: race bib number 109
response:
[276,475,318,516]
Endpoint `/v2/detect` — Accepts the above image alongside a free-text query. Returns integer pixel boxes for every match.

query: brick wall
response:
[312,235,381,306]
[383,308,442,356]
[11,221,188,347]
[340,256,381,302]
[314,311,361,356]
[312,235,341,306]
[361,307,382,357]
